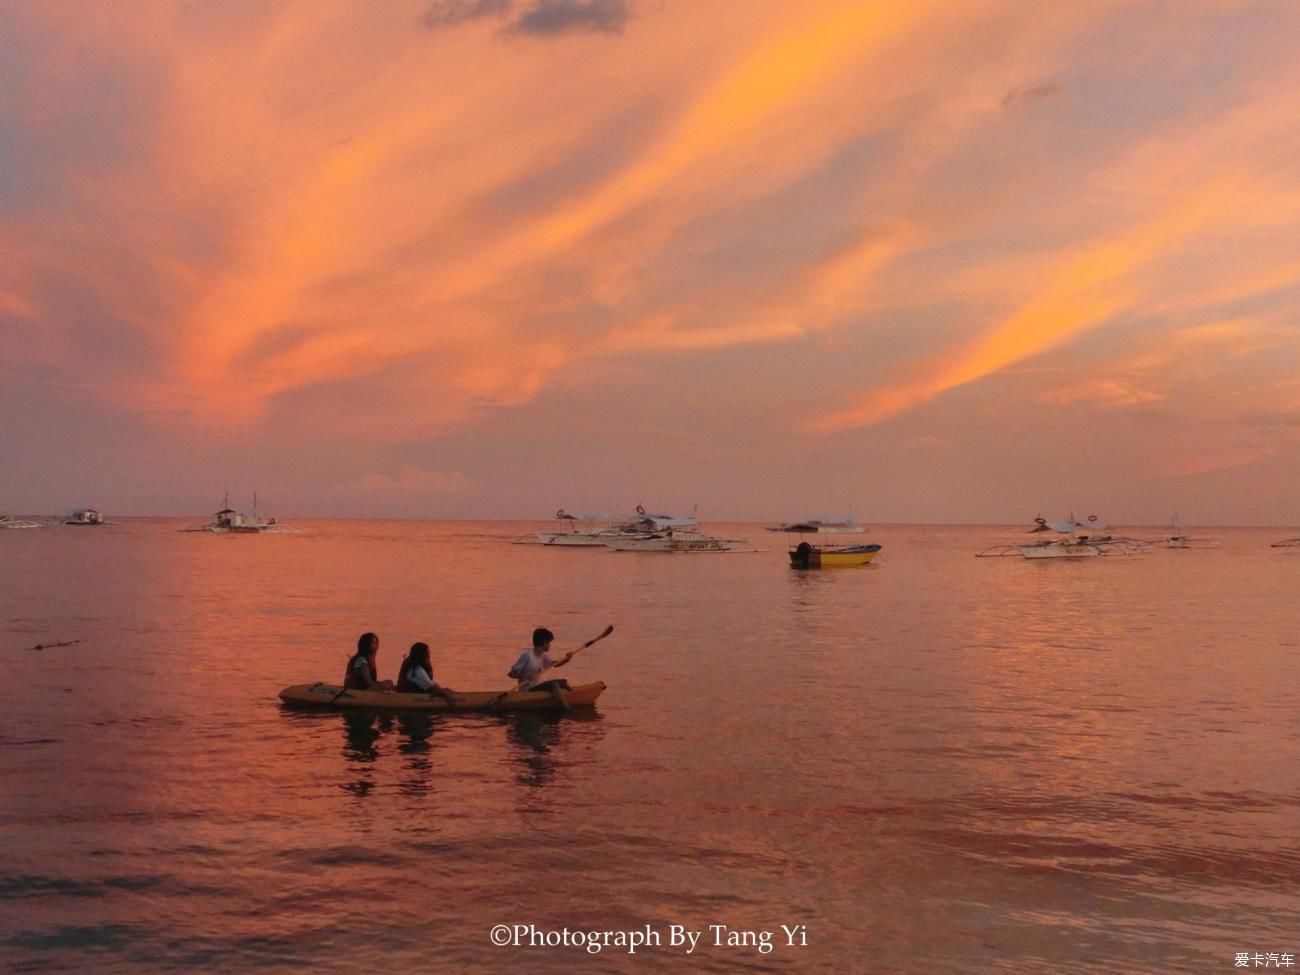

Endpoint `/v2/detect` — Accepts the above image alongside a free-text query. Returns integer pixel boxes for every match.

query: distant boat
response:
[1271,537,1300,548]
[182,493,289,534]
[0,514,42,529]
[1164,514,1219,549]
[789,541,881,568]
[531,509,618,546]
[601,510,754,552]
[977,514,1150,559]
[64,508,108,526]
[523,505,702,546]
[769,516,865,534]
[604,529,755,553]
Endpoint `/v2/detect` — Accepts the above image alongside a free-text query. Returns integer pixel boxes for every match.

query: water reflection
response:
[335,711,452,799]
[504,713,564,789]
[503,712,606,790]
[8,523,1299,974]
[340,712,392,797]
[395,713,442,798]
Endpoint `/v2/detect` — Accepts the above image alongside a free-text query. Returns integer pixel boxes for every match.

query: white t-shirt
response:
[511,648,553,689]
[403,664,435,691]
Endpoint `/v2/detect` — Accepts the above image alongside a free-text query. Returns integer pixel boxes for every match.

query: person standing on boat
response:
[396,642,460,706]
[508,627,572,710]
[344,632,394,691]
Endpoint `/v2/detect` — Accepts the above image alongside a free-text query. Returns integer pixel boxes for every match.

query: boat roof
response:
[633,516,698,530]
[1030,514,1109,534]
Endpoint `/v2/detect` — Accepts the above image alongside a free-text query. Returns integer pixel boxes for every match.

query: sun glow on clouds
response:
[810,106,1300,433]
[7,1,1300,516]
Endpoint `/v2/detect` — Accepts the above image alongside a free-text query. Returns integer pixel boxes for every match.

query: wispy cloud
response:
[421,0,631,36]
[422,0,513,30]
[7,2,1300,520]
[1039,378,1163,408]
[1001,82,1061,109]
[808,70,1300,433]
[506,0,631,36]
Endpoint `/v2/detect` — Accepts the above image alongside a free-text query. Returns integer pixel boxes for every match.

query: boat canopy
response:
[553,509,611,521]
[635,516,698,530]
[1030,514,1108,534]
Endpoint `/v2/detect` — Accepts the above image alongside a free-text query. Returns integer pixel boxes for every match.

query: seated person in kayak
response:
[344,632,394,691]
[508,627,572,709]
[396,641,460,705]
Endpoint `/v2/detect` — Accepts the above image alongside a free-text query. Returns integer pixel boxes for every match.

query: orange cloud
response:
[9,0,1300,474]
[807,200,1195,430]
[122,0,960,426]
[808,144,1300,431]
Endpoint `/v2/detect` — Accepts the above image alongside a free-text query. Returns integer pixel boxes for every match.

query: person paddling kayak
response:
[344,632,394,691]
[508,627,572,710]
[396,641,460,705]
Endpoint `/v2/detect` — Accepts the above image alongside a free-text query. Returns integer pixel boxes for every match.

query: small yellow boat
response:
[278,681,606,712]
[789,542,881,568]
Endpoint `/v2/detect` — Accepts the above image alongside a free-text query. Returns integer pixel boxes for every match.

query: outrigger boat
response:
[977,515,1150,559]
[789,541,881,568]
[768,515,865,534]
[603,514,756,552]
[605,531,754,553]
[521,505,703,547]
[182,492,290,534]
[279,680,606,712]
[529,509,617,546]
[0,515,42,529]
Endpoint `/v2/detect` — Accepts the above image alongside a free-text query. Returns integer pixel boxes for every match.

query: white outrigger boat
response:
[529,509,617,546]
[604,531,755,553]
[525,505,699,546]
[603,514,756,553]
[0,515,42,529]
[977,515,1150,559]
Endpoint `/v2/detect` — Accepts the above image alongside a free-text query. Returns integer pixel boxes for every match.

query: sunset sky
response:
[4,0,1300,524]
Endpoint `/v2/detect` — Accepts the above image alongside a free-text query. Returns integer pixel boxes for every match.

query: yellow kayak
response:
[278,681,606,712]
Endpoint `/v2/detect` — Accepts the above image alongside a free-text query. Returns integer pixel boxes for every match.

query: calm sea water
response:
[1,520,1297,973]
